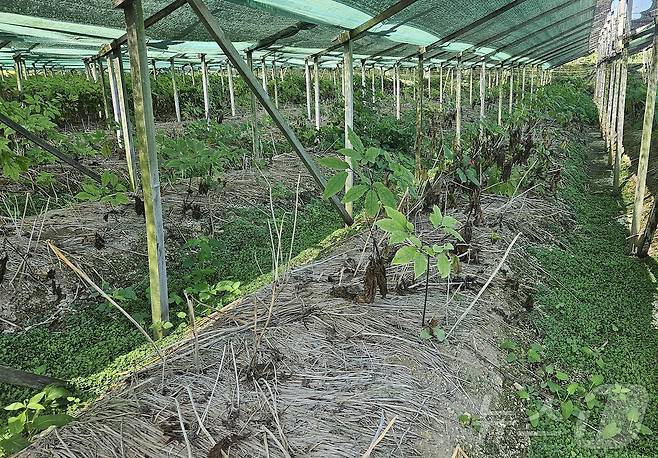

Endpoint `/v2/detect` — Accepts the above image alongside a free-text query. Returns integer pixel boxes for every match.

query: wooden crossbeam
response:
[0,112,101,182]
[427,1,575,62]
[415,0,529,58]
[245,22,317,54]
[187,0,353,225]
[529,36,591,65]
[511,23,592,64]
[313,0,418,59]
[334,0,418,45]
[0,365,67,390]
[498,7,596,63]
[0,41,11,51]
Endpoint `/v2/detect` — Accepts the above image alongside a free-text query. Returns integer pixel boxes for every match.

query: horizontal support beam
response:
[245,22,317,53]
[0,113,101,182]
[0,365,67,390]
[334,0,418,45]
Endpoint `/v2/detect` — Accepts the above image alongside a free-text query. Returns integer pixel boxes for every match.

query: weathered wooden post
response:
[97,59,111,121]
[480,59,486,135]
[305,58,312,121]
[439,64,443,107]
[344,41,354,217]
[497,66,504,125]
[115,0,169,338]
[111,47,138,191]
[414,52,424,178]
[469,66,473,106]
[13,56,23,94]
[170,58,182,123]
[455,55,462,149]
[272,57,279,108]
[631,27,658,249]
[395,63,401,120]
[246,51,260,158]
[614,0,630,188]
[261,56,267,93]
[371,65,375,103]
[314,56,321,130]
[508,66,514,114]
[106,54,123,147]
[227,61,236,116]
[200,53,210,123]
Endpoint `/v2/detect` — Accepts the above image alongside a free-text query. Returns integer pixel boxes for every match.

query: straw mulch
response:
[16,188,571,458]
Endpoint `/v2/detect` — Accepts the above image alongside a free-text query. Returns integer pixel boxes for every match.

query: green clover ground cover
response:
[0,197,342,422]
[525,138,658,457]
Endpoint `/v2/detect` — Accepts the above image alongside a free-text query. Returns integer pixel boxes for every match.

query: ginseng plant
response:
[320,127,415,303]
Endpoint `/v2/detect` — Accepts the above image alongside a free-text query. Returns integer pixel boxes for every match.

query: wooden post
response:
[314,56,321,130]
[439,64,443,107]
[200,54,210,123]
[170,58,182,123]
[13,56,23,94]
[480,60,486,135]
[117,0,169,338]
[227,61,236,116]
[606,62,617,159]
[107,54,123,148]
[614,53,628,188]
[395,63,401,120]
[508,66,514,114]
[469,66,473,106]
[371,65,375,103]
[247,51,260,158]
[112,48,139,191]
[414,53,424,178]
[344,41,354,218]
[191,63,195,85]
[151,58,157,79]
[427,65,431,96]
[84,59,92,80]
[455,55,462,149]
[361,59,366,96]
[498,66,504,125]
[609,59,621,167]
[631,29,658,248]
[0,65,4,82]
[521,66,526,100]
[98,59,111,122]
[90,60,98,82]
[261,56,267,93]
[272,57,279,108]
[380,66,384,93]
[305,59,312,121]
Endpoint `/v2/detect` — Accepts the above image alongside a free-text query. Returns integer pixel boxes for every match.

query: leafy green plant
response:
[0,386,73,455]
[75,172,130,206]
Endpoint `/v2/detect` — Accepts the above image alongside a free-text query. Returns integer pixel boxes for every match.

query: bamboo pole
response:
[469,66,473,106]
[117,0,169,339]
[272,58,279,109]
[609,59,621,167]
[371,65,375,103]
